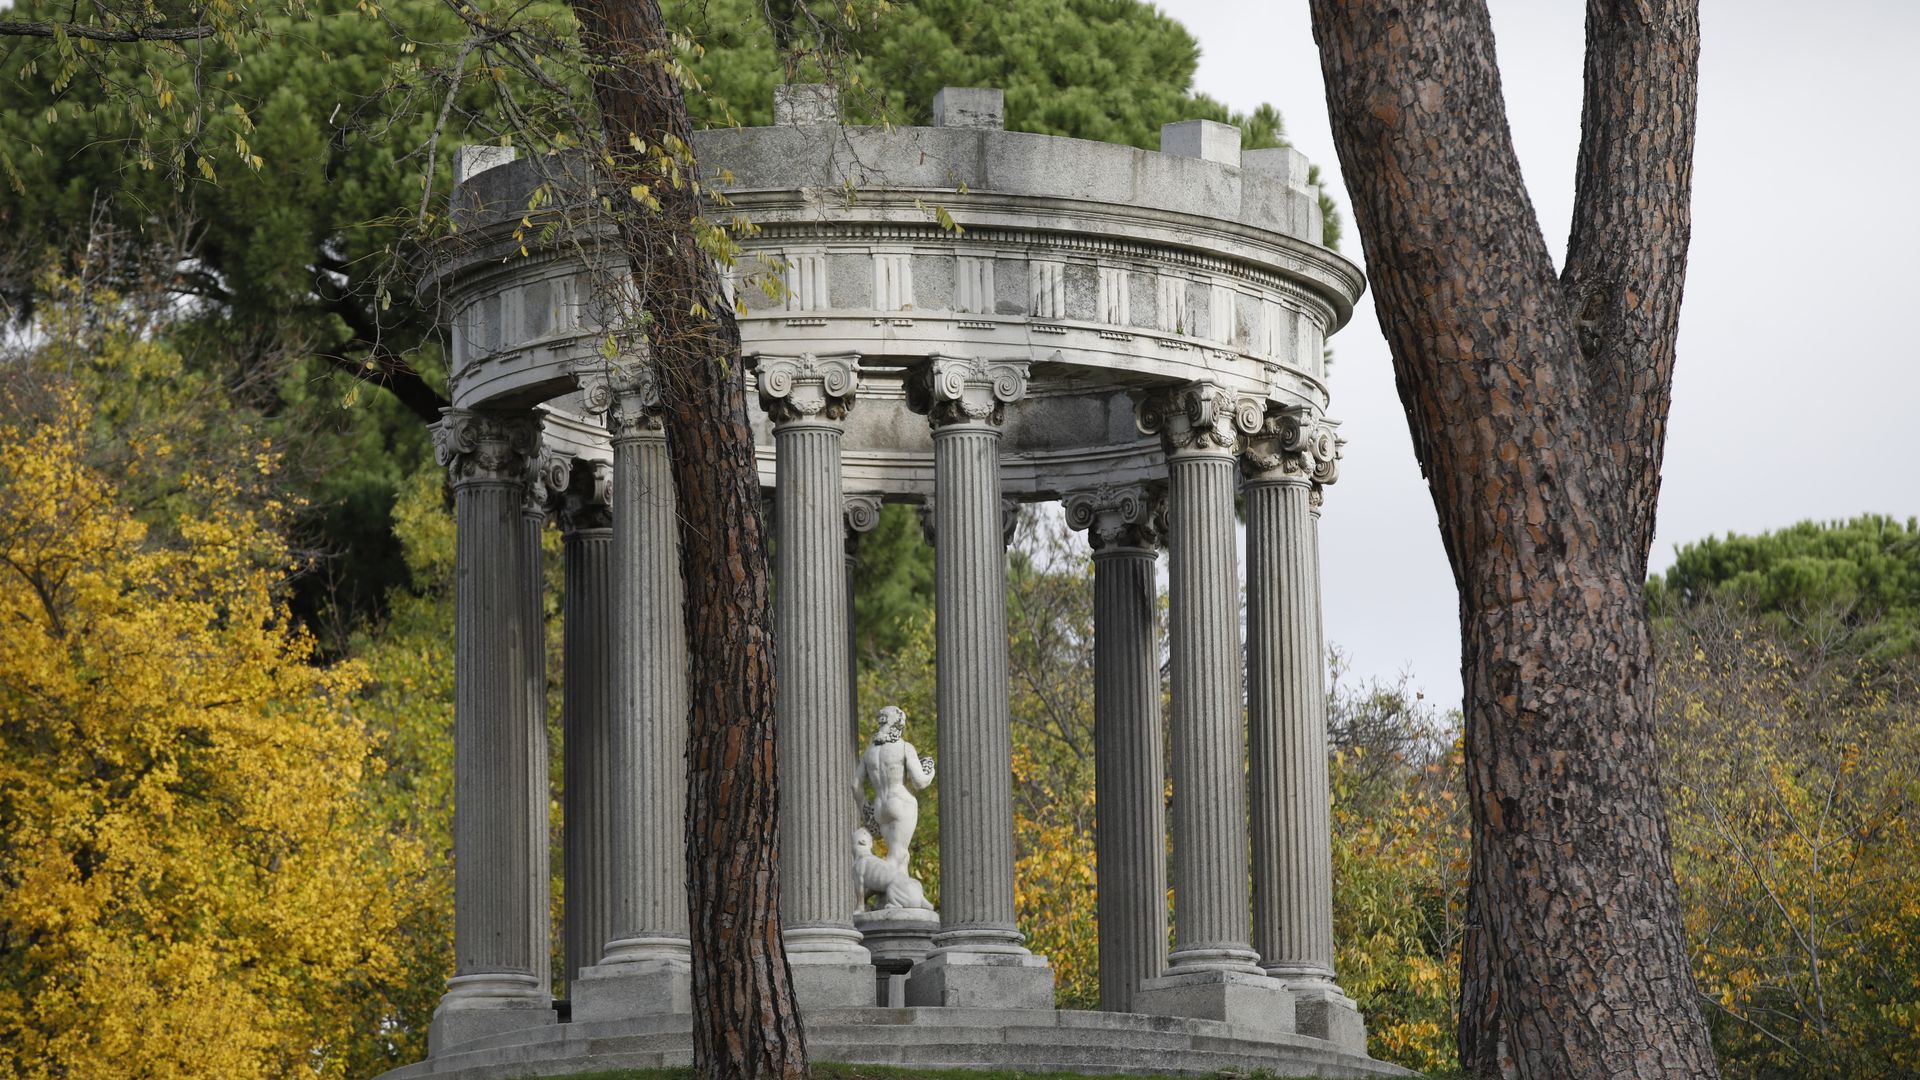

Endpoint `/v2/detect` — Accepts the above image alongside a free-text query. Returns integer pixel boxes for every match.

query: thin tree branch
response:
[0,20,218,41]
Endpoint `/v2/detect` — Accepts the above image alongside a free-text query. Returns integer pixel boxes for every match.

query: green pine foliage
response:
[1649,515,1920,660]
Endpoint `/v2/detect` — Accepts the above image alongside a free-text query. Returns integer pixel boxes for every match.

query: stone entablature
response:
[429,100,1359,510]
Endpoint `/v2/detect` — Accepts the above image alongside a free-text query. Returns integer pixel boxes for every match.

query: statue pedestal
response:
[854,907,939,1007]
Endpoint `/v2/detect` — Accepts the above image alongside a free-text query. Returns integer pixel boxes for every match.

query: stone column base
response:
[1292,985,1368,1054]
[428,973,557,1055]
[569,959,692,1023]
[1134,969,1294,1032]
[906,947,1055,1009]
[785,925,878,1009]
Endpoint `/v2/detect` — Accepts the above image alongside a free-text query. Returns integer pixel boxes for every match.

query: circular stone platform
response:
[378,1007,1414,1078]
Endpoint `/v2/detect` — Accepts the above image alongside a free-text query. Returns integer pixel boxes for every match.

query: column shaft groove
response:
[1165,451,1260,972]
[1092,546,1168,1011]
[774,420,863,953]
[601,428,691,963]
[1247,479,1337,983]
[932,424,1021,945]
[561,526,614,985]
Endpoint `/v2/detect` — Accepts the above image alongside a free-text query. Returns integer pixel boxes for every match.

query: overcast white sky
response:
[1158,0,1920,708]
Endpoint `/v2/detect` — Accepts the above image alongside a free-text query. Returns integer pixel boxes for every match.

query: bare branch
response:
[0,19,218,41]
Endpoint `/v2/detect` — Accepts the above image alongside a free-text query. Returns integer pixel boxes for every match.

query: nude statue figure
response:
[850,704,936,872]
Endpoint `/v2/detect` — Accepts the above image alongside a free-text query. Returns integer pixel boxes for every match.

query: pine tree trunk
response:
[566,1,808,1076]
[1305,2,1716,1076]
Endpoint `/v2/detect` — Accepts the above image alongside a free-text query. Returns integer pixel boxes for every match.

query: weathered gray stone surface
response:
[557,462,613,986]
[593,370,691,976]
[1065,485,1168,1016]
[1140,385,1264,982]
[1133,968,1295,1031]
[429,409,555,1055]
[1160,119,1242,167]
[932,86,1005,129]
[380,1007,1412,1079]
[761,353,874,1005]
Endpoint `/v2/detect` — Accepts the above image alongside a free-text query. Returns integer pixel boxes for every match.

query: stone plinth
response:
[855,908,939,1007]
[906,947,1056,1010]
[1133,968,1295,1032]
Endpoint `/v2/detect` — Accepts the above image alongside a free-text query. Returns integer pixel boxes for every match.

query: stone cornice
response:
[755,352,861,425]
[433,408,543,487]
[1134,382,1262,457]
[1063,483,1165,552]
[907,355,1030,428]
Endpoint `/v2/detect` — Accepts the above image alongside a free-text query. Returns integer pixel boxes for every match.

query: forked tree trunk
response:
[566,1,808,1076]
[1305,2,1716,1077]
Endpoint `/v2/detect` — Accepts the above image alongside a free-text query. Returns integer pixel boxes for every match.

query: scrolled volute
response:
[1135,381,1259,454]
[754,352,861,424]
[1242,404,1344,487]
[906,354,1030,428]
[1063,483,1165,551]
[433,408,542,486]
[844,493,885,535]
[573,356,663,436]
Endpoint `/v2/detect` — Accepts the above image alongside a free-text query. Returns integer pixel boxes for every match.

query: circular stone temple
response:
[387,86,1404,1078]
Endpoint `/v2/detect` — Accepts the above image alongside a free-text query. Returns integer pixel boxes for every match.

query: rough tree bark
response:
[1305,2,1715,1077]
[566,0,808,1076]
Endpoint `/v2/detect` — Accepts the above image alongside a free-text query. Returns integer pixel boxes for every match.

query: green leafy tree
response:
[1650,515,1920,660]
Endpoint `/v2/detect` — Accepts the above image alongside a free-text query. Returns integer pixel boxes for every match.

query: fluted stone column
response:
[523,460,559,998]
[429,409,557,1053]
[904,355,1054,1009]
[1132,384,1293,1030]
[1243,409,1365,1051]
[759,353,876,1006]
[557,460,614,989]
[1064,485,1168,1015]
[570,360,693,1021]
[844,494,884,748]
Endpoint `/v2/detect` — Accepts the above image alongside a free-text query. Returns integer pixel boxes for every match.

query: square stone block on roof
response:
[1161,119,1243,168]
[933,87,1006,129]
[774,83,839,126]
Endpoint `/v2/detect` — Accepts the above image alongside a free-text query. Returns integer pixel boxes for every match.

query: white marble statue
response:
[852,827,933,910]
[851,705,936,885]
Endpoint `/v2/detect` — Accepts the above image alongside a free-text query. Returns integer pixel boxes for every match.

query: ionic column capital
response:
[433,408,542,487]
[1241,405,1343,490]
[755,352,861,425]
[1134,382,1262,458]
[574,356,664,438]
[1063,484,1165,552]
[908,355,1030,429]
[557,460,614,534]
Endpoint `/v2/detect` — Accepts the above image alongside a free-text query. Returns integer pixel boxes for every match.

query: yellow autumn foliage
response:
[1659,606,1920,1079]
[0,314,430,1076]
